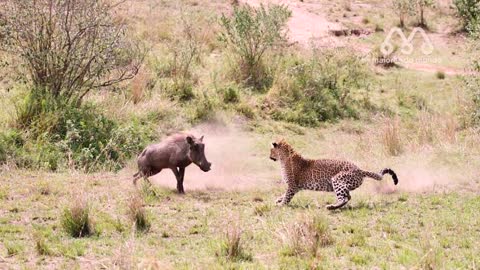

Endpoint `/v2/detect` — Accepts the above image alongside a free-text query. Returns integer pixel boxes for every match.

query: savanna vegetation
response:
[0,0,479,268]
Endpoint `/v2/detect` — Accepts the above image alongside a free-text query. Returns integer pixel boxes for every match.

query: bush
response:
[236,103,256,119]
[455,0,480,35]
[373,44,399,68]
[222,86,240,103]
[392,0,416,28]
[187,91,217,123]
[61,200,95,238]
[0,102,156,172]
[436,71,446,79]
[0,129,24,164]
[219,4,291,89]
[0,0,143,111]
[267,49,371,126]
[167,16,203,101]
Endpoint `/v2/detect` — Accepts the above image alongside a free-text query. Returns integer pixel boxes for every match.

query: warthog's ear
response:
[199,135,204,142]
[272,142,278,148]
[186,136,194,145]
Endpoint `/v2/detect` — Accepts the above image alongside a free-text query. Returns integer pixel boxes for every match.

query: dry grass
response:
[418,234,442,270]
[219,224,252,261]
[130,68,151,104]
[278,214,334,257]
[415,111,459,147]
[381,117,403,156]
[128,195,151,233]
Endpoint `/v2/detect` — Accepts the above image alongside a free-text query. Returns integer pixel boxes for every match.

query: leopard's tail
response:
[362,168,398,185]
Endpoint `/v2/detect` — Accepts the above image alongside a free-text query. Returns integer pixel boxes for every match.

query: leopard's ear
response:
[272,142,278,148]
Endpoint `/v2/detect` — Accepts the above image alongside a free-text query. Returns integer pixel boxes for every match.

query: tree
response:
[0,0,144,110]
[219,4,291,89]
[415,0,434,27]
[392,0,416,28]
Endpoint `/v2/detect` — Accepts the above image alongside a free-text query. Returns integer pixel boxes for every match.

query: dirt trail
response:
[241,0,471,75]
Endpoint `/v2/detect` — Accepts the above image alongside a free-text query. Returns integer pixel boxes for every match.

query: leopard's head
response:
[270,139,292,162]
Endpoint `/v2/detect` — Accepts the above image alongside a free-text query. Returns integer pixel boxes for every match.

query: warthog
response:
[133,133,211,193]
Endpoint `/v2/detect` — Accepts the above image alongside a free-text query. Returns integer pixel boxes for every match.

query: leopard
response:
[269,139,398,210]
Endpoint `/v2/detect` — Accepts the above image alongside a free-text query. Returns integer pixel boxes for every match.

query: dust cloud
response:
[369,159,468,194]
[150,123,471,194]
[150,122,276,191]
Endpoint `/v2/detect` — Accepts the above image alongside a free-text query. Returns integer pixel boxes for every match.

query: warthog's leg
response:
[136,168,159,186]
[178,167,185,194]
[170,167,185,194]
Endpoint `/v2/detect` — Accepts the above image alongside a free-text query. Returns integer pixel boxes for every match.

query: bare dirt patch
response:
[242,0,344,46]
[241,0,472,75]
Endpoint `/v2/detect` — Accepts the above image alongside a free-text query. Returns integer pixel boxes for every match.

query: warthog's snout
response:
[201,162,211,172]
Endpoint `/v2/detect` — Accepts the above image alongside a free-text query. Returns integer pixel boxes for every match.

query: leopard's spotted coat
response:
[270,139,398,210]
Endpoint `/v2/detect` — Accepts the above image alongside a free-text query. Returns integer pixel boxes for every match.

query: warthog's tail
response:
[132,171,142,185]
[132,149,147,185]
[362,168,398,185]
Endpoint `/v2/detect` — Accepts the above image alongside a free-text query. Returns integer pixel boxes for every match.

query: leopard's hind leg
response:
[327,172,352,210]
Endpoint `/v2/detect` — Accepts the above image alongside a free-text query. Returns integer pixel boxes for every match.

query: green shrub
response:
[236,103,256,119]
[436,71,446,79]
[267,49,371,126]
[222,86,240,103]
[455,0,480,35]
[188,92,216,123]
[61,200,95,238]
[1,101,156,171]
[0,129,24,164]
[219,4,291,89]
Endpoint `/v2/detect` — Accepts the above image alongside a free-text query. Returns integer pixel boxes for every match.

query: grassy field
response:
[1,0,480,269]
[1,168,479,269]
[1,116,479,269]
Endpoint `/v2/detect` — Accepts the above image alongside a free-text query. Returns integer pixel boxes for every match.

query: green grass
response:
[0,169,478,268]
